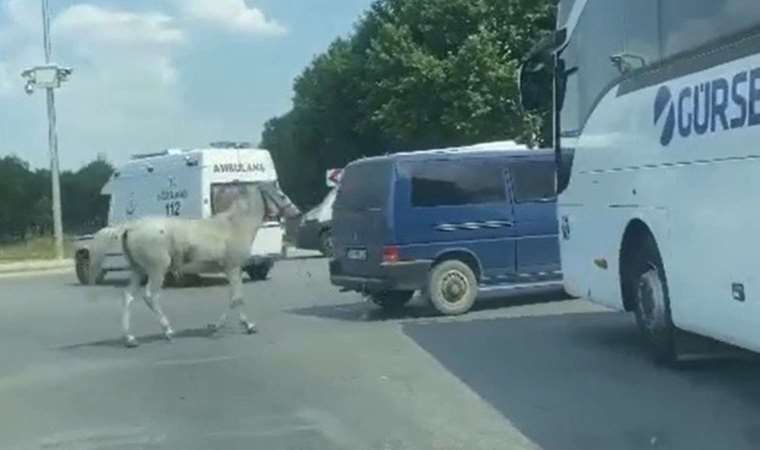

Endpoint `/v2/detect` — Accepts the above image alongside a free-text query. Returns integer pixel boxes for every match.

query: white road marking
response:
[153,355,238,367]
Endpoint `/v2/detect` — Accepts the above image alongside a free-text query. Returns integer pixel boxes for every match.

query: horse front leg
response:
[210,267,256,334]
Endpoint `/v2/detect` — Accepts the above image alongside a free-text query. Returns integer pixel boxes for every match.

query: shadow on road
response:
[403,312,760,450]
[57,327,219,350]
[288,290,571,323]
[66,276,237,289]
[284,254,325,261]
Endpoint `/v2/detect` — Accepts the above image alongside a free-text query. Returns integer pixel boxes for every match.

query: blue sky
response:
[0,0,373,169]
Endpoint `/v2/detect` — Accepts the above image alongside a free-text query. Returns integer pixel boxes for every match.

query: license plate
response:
[346,248,367,261]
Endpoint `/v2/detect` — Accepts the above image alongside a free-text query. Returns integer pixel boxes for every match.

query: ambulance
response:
[74,143,287,284]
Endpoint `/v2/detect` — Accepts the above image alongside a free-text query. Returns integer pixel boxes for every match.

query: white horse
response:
[105,182,300,347]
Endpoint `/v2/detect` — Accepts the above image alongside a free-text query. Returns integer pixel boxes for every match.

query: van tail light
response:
[383,246,400,264]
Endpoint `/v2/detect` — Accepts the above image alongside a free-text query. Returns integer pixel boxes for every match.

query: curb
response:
[0,259,74,275]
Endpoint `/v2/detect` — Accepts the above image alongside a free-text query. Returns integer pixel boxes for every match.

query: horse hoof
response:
[125,335,139,348]
[243,322,257,335]
[165,329,175,341]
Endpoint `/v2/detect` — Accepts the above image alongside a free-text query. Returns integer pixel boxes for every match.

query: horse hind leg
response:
[123,272,142,348]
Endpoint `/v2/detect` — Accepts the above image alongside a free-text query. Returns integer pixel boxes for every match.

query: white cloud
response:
[0,0,283,169]
[4,0,38,31]
[178,0,287,36]
[55,4,184,48]
[0,63,12,96]
[0,1,193,168]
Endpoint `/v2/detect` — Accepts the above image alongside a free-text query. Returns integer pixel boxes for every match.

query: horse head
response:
[259,182,301,219]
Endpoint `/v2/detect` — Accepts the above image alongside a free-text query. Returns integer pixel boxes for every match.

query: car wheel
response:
[631,235,677,364]
[427,260,477,315]
[370,290,414,311]
[319,229,334,257]
[75,252,105,285]
[246,262,273,281]
[75,253,90,285]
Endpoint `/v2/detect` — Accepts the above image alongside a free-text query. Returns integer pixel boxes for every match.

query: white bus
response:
[520,0,760,362]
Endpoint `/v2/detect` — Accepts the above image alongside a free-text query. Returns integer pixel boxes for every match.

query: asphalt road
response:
[0,255,759,450]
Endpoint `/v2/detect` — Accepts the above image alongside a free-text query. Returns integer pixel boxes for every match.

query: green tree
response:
[61,158,114,233]
[0,155,113,240]
[261,0,555,208]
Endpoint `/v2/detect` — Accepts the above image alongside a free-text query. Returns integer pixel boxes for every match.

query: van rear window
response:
[408,160,506,207]
[335,160,391,211]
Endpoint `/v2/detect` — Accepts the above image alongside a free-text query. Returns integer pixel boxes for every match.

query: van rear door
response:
[333,159,393,276]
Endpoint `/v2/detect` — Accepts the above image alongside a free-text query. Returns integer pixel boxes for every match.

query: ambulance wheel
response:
[164,272,201,288]
[246,261,273,281]
[319,229,334,258]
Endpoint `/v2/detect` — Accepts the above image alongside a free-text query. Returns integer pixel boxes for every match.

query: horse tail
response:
[88,226,123,285]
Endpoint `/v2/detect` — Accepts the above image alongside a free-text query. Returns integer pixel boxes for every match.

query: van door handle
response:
[489,220,514,228]
[434,221,514,232]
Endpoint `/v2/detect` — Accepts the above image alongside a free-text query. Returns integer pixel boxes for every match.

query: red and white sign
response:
[325,168,344,188]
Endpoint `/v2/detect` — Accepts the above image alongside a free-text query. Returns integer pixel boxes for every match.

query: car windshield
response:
[4,1,754,449]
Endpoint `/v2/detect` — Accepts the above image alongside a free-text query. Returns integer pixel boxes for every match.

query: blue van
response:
[329,144,561,315]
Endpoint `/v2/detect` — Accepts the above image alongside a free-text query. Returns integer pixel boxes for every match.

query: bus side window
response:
[661,0,760,59]
[621,1,661,71]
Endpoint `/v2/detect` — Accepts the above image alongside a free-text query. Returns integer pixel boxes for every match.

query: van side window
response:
[409,161,506,207]
[509,162,556,203]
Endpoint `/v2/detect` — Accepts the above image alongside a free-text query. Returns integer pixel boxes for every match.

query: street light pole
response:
[41,0,64,260]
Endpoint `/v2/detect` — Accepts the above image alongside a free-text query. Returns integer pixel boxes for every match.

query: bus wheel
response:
[427,260,477,316]
[632,236,676,364]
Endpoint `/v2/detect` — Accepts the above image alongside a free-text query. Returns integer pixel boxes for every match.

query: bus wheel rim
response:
[637,269,663,332]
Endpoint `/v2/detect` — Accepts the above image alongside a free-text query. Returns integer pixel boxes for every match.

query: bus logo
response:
[655,69,760,147]
[654,86,676,146]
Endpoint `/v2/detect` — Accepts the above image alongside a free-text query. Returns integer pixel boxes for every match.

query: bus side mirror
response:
[519,57,554,112]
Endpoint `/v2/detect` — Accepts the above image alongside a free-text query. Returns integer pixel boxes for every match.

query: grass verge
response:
[0,236,74,262]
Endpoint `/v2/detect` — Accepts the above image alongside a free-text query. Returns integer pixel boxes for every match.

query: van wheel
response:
[427,260,477,315]
[631,235,677,364]
[319,230,334,258]
[370,291,414,311]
